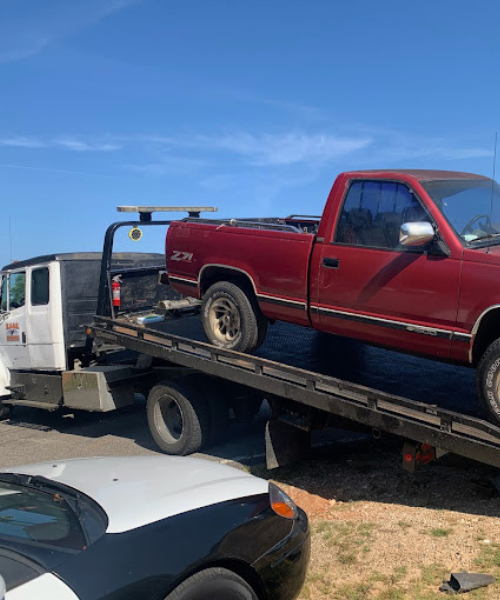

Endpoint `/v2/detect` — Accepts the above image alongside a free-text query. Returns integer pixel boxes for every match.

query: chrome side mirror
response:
[399,221,435,247]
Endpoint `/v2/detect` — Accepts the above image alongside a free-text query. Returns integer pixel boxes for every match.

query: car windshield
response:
[0,480,86,550]
[421,178,500,244]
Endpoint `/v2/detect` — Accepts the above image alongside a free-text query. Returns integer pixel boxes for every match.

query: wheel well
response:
[473,308,500,365]
[199,267,256,299]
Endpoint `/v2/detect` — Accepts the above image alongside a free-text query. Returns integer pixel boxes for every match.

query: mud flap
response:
[265,419,311,469]
[439,572,495,594]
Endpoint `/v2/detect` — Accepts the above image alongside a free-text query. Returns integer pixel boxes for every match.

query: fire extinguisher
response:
[111,276,121,309]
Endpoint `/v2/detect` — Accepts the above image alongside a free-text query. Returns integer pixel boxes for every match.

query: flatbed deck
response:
[92,313,500,469]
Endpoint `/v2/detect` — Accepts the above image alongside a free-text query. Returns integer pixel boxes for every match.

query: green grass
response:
[429,527,452,538]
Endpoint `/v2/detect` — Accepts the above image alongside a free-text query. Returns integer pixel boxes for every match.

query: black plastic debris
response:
[440,572,495,594]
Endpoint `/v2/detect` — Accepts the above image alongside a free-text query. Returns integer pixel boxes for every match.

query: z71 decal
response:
[171,251,193,262]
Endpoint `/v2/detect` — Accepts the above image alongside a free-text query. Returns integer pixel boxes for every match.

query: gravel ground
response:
[253,439,500,599]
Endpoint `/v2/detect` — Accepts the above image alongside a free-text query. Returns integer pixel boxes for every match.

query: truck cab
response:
[0,252,166,417]
[0,257,68,401]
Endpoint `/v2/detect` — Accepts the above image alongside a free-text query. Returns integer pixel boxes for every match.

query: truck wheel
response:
[182,373,230,446]
[0,403,12,421]
[202,281,267,352]
[232,395,264,422]
[476,339,500,424]
[147,379,210,455]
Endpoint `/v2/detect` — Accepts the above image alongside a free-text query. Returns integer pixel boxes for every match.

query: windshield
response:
[0,480,86,550]
[421,178,500,244]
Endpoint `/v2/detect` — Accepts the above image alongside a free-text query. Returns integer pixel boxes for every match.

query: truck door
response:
[314,179,461,359]
[0,270,30,369]
[27,264,66,370]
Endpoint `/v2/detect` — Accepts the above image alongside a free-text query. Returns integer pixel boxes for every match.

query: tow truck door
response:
[27,262,66,370]
[0,269,30,370]
[0,263,66,372]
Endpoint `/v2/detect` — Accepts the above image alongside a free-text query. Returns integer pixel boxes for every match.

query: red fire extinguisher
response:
[111,276,121,309]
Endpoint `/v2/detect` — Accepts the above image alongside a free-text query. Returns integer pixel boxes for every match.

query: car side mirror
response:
[399,221,435,247]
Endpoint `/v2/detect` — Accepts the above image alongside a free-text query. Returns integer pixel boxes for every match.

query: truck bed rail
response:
[92,315,500,469]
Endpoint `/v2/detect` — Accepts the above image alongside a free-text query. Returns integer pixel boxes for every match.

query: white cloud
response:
[0,137,47,148]
[0,0,142,64]
[142,131,373,167]
[0,36,51,64]
[54,137,121,152]
[0,135,121,152]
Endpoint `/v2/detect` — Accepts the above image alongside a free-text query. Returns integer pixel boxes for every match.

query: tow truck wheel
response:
[202,281,267,353]
[147,379,210,455]
[186,374,230,446]
[0,402,12,421]
[476,339,500,424]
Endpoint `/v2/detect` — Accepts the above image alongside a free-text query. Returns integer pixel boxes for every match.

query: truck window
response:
[31,267,49,306]
[336,180,429,250]
[9,272,26,309]
[0,276,7,311]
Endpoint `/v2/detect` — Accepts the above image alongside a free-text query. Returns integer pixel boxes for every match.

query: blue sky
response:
[1,0,500,266]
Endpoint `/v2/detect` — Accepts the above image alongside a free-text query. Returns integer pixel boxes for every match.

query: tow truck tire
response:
[147,379,210,455]
[0,403,12,421]
[476,339,500,424]
[182,373,230,446]
[202,281,267,353]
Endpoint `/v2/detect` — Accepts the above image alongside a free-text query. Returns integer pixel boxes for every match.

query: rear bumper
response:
[253,508,310,600]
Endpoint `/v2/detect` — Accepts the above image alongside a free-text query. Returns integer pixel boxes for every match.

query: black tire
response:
[164,567,258,600]
[201,281,266,353]
[0,402,12,421]
[147,379,210,455]
[476,338,500,424]
[182,373,230,447]
[232,394,264,422]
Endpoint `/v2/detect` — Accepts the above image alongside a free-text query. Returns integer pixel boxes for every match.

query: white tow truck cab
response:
[0,252,167,418]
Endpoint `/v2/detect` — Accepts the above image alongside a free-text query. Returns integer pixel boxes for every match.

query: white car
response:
[0,455,309,600]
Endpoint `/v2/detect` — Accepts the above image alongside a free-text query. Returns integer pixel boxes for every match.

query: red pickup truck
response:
[166,169,500,424]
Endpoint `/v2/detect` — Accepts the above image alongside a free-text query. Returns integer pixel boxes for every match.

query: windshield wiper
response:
[469,233,500,247]
[0,474,82,512]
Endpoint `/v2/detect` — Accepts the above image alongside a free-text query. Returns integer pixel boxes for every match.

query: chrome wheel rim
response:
[209,297,241,344]
[154,394,183,442]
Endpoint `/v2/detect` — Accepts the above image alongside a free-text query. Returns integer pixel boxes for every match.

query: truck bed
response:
[92,312,499,469]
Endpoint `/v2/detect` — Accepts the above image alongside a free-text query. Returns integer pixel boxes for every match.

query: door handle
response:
[22,332,26,344]
[322,257,340,269]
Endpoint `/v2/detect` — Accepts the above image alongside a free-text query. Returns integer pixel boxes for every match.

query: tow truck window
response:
[8,272,26,309]
[0,276,7,311]
[31,268,49,306]
[336,180,429,250]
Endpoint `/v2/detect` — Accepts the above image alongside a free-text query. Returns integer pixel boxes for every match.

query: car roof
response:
[342,169,490,182]
[1,456,268,534]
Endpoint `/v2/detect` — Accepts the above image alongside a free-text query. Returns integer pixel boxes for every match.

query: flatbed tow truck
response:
[3,207,500,471]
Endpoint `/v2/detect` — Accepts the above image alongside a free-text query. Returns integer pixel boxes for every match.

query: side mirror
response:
[399,221,435,247]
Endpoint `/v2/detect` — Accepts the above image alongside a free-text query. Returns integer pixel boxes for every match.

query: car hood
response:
[463,244,500,264]
[0,456,268,534]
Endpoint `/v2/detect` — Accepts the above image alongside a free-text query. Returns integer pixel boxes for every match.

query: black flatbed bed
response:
[92,313,500,469]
